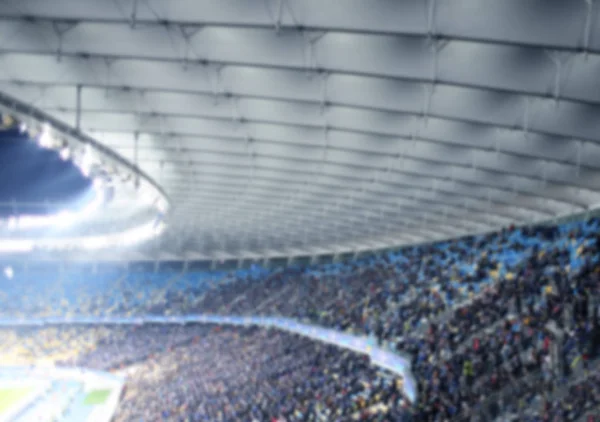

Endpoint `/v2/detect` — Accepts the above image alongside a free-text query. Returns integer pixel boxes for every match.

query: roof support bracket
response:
[130,0,140,29]
[52,21,77,63]
[302,31,326,75]
[179,25,204,70]
[427,0,437,37]
[275,0,286,33]
[545,51,574,106]
[583,0,595,58]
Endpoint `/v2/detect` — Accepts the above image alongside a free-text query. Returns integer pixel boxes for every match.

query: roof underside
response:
[0,0,600,259]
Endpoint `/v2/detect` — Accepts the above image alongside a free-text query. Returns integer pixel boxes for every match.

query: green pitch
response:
[0,387,33,414]
[84,389,111,405]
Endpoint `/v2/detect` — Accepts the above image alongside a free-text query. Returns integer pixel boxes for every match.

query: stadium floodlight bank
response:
[0,93,169,253]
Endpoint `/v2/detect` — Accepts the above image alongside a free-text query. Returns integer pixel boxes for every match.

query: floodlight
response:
[3,266,13,279]
[38,123,53,148]
[81,144,93,177]
[59,147,71,160]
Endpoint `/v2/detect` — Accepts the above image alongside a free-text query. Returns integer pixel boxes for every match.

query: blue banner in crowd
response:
[0,314,417,402]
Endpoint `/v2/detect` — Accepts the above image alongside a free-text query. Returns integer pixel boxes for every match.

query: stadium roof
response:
[0,0,599,260]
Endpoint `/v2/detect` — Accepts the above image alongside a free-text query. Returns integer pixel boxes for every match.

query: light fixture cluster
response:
[0,109,170,252]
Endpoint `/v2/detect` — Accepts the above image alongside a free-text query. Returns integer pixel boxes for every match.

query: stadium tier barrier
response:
[0,314,417,402]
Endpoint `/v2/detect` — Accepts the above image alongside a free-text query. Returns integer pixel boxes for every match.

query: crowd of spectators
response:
[1,324,412,421]
[511,368,600,421]
[1,217,600,420]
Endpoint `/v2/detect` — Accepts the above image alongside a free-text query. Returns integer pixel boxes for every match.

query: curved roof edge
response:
[1,204,597,269]
[0,90,170,209]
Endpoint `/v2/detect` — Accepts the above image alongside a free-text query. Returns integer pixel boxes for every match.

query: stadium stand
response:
[1,216,600,420]
[1,324,411,421]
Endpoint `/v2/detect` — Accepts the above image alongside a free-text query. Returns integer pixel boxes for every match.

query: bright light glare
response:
[0,240,33,253]
[0,216,164,254]
[59,147,70,160]
[38,124,53,148]
[7,217,17,230]
[8,184,105,231]
[3,266,13,279]
[81,144,93,177]
[156,198,169,214]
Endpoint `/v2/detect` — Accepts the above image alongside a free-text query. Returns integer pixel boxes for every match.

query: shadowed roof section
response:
[0,126,92,217]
